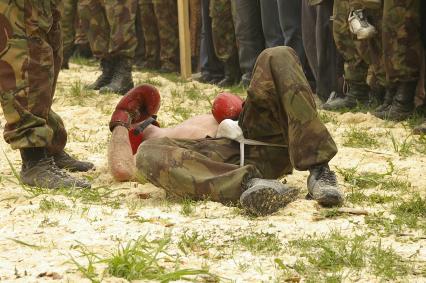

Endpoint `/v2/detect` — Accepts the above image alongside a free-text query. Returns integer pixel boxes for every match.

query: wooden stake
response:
[177,0,192,80]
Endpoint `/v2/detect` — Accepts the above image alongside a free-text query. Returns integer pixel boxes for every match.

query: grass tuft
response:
[238,232,282,255]
[343,127,380,148]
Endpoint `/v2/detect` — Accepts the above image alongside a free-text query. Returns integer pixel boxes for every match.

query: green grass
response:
[287,231,412,281]
[318,111,338,124]
[370,241,410,279]
[387,131,414,156]
[343,127,380,148]
[238,232,282,255]
[337,161,411,196]
[178,230,210,255]
[70,235,215,282]
[180,198,197,216]
[24,186,123,209]
[39,198,68,212]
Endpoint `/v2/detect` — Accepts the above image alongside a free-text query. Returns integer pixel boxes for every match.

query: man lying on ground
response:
[108,46,344,216]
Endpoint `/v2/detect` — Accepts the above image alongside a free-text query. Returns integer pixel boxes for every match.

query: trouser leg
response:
[240,47,338,171]
[200,0,224,78]
[136,137,261,203]
[78,0,110,59]
[140,0,160,67]
[153,0,179,70]
[0,1,67,153]
[232,0,265,82]
[260,0,285,48]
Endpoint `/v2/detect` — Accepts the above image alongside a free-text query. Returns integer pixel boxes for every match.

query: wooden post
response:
[177,0,192,80]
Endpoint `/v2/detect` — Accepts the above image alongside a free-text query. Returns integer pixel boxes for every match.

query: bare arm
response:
[108,114,219,182]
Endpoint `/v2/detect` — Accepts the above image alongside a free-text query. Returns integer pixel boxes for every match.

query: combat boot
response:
[374,82,416,121]
[61,45,75,70]
[322,83,369,111]
[51,151,94,172]
[373,86,396,114]
[217,55,241,87]
[307,164,344,207]
[413,121,426,135]
[100,57,134,95]
[87,58,115,90]
[20,148,91,189]
[240,178,299,216]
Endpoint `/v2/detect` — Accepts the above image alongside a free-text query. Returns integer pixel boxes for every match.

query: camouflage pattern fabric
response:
[209,0,238,62]
[0,0,67,154]
[136,47,338,203]
[62,0,77,55]
[138,0,179,70]
[348,0,382,9]
[152,0,179,70]
[139,0,160,67]
[333,0,386,88]
[190,0,202,59]
[382,0,421,83]
[78,0,137,59]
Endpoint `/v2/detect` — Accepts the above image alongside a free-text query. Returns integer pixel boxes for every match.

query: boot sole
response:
[240,185,299,216]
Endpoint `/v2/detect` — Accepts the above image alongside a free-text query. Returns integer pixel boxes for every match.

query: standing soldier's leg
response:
[61,0,77,69]
[134,2,146,68]
[190,0,202,70]
[79,0,113,90]
[232,0,265,87]
[0,1,91,189]
[323,0,370,110]
[100,0,137,94]
[153,0,179,72]
[210,0,240,87]
[375,0,422,121]
[139,0,160,69]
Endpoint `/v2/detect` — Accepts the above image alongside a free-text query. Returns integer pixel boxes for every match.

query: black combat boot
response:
[240,178,299,216]
[51,151,94,172]
[61,45,75,70]
[307,164,344,207]
[100,57,134,95]
[217,55,241,87]
[413,121,426,135]
[374,85,397,115]
[20,147,91,189]
[374,82,416,121]
[322,83,370,110]
[87,58,115,90]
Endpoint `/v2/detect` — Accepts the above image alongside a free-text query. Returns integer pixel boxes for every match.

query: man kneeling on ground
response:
[108,46,344,216]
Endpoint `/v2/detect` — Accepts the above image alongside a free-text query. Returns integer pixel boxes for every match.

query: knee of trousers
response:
[257,46,299,66]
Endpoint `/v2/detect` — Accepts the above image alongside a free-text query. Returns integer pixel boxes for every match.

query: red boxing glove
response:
[211,92,244,123]
[128,117,160,155]
[109,84,161,131]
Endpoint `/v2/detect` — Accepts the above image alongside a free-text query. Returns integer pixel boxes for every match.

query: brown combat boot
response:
[100,57,134,95]
[20,148,91,189]
[51,151,94,172]
[87,58,115,90]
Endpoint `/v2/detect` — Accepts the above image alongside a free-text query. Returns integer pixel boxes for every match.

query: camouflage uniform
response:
[382,0,421,84]
[62,0,77,56]
[136,47,337,203]
[78,0,137,60]
[139,0,179,70]
[333,0,386,89]
[190,0,202,62]
[0,0,67,154]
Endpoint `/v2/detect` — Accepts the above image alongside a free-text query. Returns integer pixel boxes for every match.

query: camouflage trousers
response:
[139,0,179,69]
[333,0,386,88]
[0,0,67,154]
[210,0,238,63]
[136,47,338,203]
[62,0,77,54]
[190,0,202,59]
[382,0,422,83]
[78,0,137,59]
